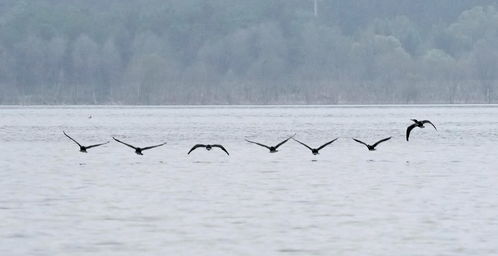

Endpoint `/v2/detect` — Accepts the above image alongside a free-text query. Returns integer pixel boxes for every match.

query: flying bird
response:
[63,131,109,153]
[245,134,295,153]
[292,138,339,155]
[406,119,437,141]
[188,144,229,155]
[353,137,391,151]
[113,137,166,155]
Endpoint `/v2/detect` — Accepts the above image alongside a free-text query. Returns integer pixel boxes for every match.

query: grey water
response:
[1,105,497,256]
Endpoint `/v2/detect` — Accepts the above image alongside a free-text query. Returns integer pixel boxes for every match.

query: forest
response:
[0,0,497,104]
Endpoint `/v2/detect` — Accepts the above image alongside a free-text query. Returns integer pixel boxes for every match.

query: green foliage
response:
[0,0,497,104]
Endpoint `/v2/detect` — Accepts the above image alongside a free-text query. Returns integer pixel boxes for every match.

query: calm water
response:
[1,105,497,256]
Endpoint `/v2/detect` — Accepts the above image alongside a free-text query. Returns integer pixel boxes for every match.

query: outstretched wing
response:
[212,144,229,155]
[372,137,391,147]
[317,138,339,151]
[245,139,271,150]
[142,142,167,151]
[353,138,369,148]
[113,137,138,150]
[292,138,313,151]
[422,120,437,131]
[63,131,82,147]
[188,144,206,154]
[406,124,417,141]
[85,141,110,149]
[275,134,296,149]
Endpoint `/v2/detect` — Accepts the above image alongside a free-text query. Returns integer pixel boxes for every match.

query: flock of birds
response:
[63,119,437,156]
[244,118,437,154]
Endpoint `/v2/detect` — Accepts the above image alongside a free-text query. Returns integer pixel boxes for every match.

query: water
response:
[1,105,497,256]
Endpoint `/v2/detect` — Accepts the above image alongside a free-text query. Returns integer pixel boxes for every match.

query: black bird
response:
[292,138,339,155]
[113,137,166,155]
[353,137,392,151]
[63,131,109,153]
[245,134,295,153]
[406,119,437,141]
[188,144,229,155]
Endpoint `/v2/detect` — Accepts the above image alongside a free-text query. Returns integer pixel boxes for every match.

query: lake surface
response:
[1,105,497,256]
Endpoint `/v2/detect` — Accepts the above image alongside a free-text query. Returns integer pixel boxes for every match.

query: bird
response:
[113,137,166,155]
[353,137,391,151]
[188,144,229,155]
[63,131,109,153]
[406,119,437,141]
[292,137,339,155]
[245,134,295,153]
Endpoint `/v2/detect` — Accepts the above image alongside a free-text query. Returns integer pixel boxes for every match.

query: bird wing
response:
[372,137,392,147]
[317,138,339,150]
[245,139,271,150]
[353,138,369,148]
[292,138,313,151]
[422,120,437,131]
[113,137,138,149]
[275,134,296,149]
[212,144,230,155]
[188,144,206,154]
[63,131,82,147]
[142,142,167,151]
[406,124,417,141]
[85,141,110,149]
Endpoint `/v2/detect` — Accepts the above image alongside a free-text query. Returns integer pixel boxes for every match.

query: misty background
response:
[0,0,497,105]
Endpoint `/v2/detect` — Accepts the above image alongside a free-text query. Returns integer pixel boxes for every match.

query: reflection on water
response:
[0,106,498,256]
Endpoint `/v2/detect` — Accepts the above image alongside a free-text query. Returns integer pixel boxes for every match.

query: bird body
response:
[63,131,109,153]
[353,137,391,151]
[406,119,437,141]
[292,138,338,155]
[188,144,229,155]
[113,137,166,155]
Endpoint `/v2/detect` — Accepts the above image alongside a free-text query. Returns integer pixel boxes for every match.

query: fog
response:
[0,0,497,104]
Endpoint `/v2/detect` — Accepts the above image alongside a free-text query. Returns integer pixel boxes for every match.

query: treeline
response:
[0,0,497,104]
